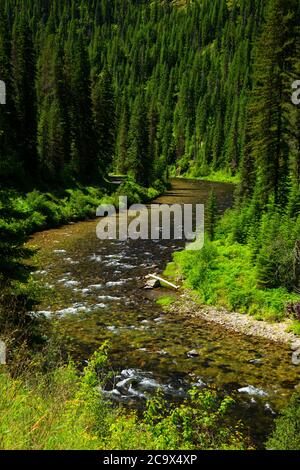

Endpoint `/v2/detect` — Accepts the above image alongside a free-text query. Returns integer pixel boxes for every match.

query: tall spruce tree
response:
[116,90,129,174]
[127,92,149,186]
[11,16,37,180]
[243,0,297,208]
[92,68,116,175]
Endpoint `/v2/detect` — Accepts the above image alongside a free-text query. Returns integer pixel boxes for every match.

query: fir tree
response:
[127,92,149,186]
[11,16,37,179]
[92,68,116,175]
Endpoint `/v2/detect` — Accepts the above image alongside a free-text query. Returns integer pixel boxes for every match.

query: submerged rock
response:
[192,378,206,388]
[187,349,200,358]
[88,284,103,290]
[139,378,162,391]
[116,377,134,390]
[106,280,127,287]
[249,358,263,365]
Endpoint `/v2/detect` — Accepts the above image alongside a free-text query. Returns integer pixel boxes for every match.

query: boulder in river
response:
[144,277,160,289]
[292,349,300,366]
[291,341,300,351]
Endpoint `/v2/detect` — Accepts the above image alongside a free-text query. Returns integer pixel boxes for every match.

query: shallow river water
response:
[30,179,300,446]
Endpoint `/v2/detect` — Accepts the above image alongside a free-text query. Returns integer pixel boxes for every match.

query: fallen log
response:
[146,274,179,290]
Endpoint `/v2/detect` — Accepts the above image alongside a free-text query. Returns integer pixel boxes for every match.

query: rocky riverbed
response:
[167,290,300,361]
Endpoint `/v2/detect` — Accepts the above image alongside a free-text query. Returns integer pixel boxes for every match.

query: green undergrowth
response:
[287,321,300,336]
[0,346,250,450]
[168,239,299,323]
[168,164,240,184]
[266,394,300,450]
[156,296,175,308]
[4,178,162,236]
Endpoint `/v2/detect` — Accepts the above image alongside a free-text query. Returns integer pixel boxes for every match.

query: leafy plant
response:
[266,394,300,450]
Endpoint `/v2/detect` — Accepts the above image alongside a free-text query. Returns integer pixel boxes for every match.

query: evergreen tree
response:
[0,2,16,184]
[65,30,96,183]
[127,92,149,186]
[11,16,38,179]
[116,90,129,174]
[243,0,297,208]
[37,36,69,182]
[92,68,116,175]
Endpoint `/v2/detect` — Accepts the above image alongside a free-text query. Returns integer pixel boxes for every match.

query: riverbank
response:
[0,347,251,450]
[4,178,163,237]
[168,166,240,184]
[164,233,300,335]
[166,290,300,350]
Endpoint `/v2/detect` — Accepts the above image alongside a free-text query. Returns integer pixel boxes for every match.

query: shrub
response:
[24,191,64,227]
[172,237,299,320]
[0,347,250,450]
[266,394,300,450]
[143,389,251,450]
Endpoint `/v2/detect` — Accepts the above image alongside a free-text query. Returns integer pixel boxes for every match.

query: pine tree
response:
[245,0,297,208]
[11,16,38,180]
[116,90,129,174]
[37,35,69,182]
[287,17,300,216]
[66,31,96,183]
[92,68,116,175]
[127,92,149,186]
[0,2,16,184]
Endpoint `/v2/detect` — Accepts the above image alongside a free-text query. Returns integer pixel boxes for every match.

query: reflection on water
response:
[31,179,300,445]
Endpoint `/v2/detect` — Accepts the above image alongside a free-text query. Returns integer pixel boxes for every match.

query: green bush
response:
[0,347,250,450]
[287,321,300,336]
[173,238,299,320]
[116,178,161,205]
[266,394,300,450]
[5,177,164,238]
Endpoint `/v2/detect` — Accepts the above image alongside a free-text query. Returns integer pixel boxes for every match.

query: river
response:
[30,178,300,446]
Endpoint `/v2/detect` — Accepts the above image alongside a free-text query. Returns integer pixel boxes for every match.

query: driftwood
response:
[145,274,179,290]
[0,340,6,365]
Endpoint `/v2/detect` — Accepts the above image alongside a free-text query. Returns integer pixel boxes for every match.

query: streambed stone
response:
[187,349,200,358]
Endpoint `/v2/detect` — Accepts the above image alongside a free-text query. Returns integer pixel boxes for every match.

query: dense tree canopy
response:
[0,0,278,188]
[0,0,299,262]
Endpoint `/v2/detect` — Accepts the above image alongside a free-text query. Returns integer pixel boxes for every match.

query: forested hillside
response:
[0,0,283,187]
